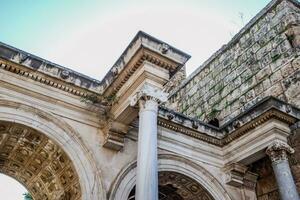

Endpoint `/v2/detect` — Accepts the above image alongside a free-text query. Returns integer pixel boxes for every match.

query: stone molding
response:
[102,121,129,151]
[0,60,97,99]
[159,108,297,147]
[224,163,258,190]
[101,31,191,97]
[0,100,106,200]
[266,140,295,163]
[109,154,233,200]
[158,97,299,147]
[221,109,296,145]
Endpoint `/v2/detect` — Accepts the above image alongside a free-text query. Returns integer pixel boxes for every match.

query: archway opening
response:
[0,121,81,200]
[128,171,214,200]
[0,173,29,199]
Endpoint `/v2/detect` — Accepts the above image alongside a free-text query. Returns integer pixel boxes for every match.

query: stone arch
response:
[0,100,106,200]
[109,154,232,200]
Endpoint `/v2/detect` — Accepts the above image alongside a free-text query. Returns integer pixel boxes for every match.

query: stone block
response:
[245,89,255,101]
[265,82,283,97]
[270,70,283,85]
[246,76,257,89]
[241,69,253,81]
[254,83,264,96]
[260,54,272,67]
[292,57,300,71]
[256,66,272,81]
[240,82,249,94]
[252,42,261,53]
[281,62,294,78]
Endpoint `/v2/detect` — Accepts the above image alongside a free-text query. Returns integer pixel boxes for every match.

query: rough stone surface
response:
[0,1,300,200]
[167,0,300,125]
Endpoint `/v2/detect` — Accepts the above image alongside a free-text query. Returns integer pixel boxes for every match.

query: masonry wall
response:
[167,0,300,125]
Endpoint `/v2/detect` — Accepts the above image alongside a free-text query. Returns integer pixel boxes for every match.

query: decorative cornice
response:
[221,109,297,145]
[102,47,186,98]
[0,41,102,92]
[0,59,99,99]
[158,118,223,146]
[158,97,300,147]
[100,31,191,97]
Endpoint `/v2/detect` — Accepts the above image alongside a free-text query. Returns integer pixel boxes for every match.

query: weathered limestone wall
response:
[0,66,138,198]
[168,0,300,125]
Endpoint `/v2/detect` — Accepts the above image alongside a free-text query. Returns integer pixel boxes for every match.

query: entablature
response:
[0,42,102,94]
[157,97,300,147]
[100,31,191,98]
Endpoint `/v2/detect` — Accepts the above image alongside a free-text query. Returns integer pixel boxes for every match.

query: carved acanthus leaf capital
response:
[266,140,295,163]
[130,84,168,107]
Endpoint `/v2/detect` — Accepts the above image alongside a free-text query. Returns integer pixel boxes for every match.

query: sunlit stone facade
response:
[0,0,300,199]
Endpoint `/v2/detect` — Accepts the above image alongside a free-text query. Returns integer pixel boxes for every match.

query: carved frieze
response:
[158,171,214,200]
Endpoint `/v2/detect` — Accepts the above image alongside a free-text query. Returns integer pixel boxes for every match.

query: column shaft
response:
[272,160,299,200]
[266,141,300,200]
[135,99,158,200]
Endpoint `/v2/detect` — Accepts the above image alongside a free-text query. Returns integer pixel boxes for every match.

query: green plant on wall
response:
[271,54,281,62]
[81,93,119,106]
[23,193,33,200]
[207,108,220,120]
[81,94,102,104]
[105,94,119,104]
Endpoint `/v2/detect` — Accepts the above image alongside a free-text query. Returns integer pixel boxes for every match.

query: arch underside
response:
[128,171,214,200]
[0,121,81,200]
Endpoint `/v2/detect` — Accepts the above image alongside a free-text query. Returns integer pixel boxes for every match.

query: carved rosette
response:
[266,140,295,163]
[130,84,168,108]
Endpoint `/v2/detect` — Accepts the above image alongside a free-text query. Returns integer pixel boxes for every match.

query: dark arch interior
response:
[128,171,214,200]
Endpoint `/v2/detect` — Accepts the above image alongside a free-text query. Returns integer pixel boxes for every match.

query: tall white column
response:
[266,140,300,200]
[130,84,168,200]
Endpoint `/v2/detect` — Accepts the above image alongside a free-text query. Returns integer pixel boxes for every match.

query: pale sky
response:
[1,0,270,79]
[0,174,27,199]
[0,0,271,199]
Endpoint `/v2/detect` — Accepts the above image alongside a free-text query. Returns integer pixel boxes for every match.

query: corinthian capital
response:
[130,83,168,107]
[266,140,295,163]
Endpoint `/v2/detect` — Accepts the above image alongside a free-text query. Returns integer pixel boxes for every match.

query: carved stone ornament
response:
[224,163,258,190]
[0,121,81,200]
[130,84,168,107]
[266,140,295,163]
[102,121,128,151]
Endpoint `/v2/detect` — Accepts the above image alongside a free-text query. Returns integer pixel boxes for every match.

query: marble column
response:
[266,140,300,200]
[130,84,168,200]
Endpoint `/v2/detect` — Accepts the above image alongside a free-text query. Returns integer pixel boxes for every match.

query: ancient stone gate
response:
[1,0,300,200]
